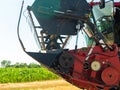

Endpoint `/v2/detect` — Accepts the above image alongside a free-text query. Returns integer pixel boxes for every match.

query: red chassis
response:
[62,45,120,90]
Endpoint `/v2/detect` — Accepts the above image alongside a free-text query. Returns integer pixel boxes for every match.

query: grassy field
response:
[0,67,60,83]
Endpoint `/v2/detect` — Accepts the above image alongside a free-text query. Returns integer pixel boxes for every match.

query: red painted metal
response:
[66,45,120,90]
[90,2,120,7]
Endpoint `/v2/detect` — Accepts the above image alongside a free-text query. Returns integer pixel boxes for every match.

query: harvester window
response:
[92,0,114,45]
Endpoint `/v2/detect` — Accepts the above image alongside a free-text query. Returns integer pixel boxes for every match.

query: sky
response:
[0,0,119,65]
[0,0,37,64]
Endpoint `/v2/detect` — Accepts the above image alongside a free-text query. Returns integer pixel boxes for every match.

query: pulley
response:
[101,67,119,85]
[58,52,74,69]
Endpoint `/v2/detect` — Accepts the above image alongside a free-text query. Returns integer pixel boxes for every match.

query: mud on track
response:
[0,79,81,90]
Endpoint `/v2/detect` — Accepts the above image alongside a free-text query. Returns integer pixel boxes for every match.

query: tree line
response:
[0,60,40,68]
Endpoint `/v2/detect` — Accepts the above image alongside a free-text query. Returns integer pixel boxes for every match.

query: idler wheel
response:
[91,61,101,71]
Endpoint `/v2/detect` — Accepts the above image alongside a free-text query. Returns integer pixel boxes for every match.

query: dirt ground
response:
[0,79,81,90]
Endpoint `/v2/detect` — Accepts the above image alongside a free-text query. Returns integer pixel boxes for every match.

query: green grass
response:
[0,67,60,83]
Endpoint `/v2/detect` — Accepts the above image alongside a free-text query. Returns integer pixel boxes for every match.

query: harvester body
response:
[18,0,120,90]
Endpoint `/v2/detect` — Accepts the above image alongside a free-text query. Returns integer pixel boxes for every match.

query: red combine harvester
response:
[17,0,120,90]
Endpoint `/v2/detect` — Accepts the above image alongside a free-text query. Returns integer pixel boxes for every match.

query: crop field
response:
[0,67,59,83]
[0,67,80,90]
